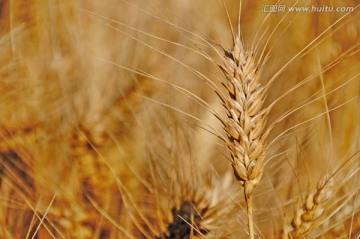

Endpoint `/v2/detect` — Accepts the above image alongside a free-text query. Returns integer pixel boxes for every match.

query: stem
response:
[245,186,255,239]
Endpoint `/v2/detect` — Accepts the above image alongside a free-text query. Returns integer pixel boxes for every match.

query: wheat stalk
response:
[216,34,270,239]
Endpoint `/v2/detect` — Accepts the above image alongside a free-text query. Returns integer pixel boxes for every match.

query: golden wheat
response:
[282,175,334,238]
[216,32,270,238]
[0,0,359,238]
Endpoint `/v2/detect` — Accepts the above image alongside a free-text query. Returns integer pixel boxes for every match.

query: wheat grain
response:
[216,33,270,238]
[282,175,335,239]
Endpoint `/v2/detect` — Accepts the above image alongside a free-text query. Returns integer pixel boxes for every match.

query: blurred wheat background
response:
[0,0,359,238]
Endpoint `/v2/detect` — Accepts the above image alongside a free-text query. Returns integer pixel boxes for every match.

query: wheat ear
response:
[217,35,270,239]
[282,175,334,239]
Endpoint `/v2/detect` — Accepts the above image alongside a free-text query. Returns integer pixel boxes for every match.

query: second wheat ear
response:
[216,34,271,239]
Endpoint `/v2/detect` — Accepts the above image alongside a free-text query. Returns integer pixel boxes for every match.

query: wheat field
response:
[0,0,359,238]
